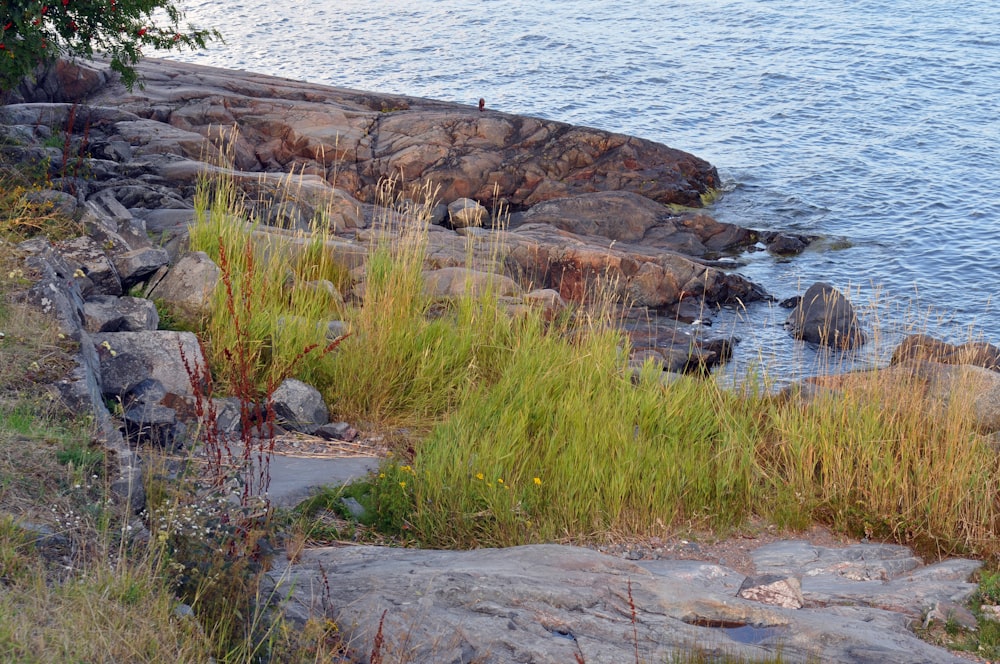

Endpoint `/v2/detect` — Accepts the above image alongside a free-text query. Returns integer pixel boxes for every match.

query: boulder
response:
[518,191,757,256]
[92,330,205,398]
[122,403,182,450]
[146,251,220,327]
[422,267,521,299]
[785,282,865,349]
[504,223,766,308]
[791,359,1000,434]
[447,198,487,229]
[83,295,159,332]
[271,378,329,434]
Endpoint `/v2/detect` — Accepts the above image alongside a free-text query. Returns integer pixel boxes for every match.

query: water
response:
[167,0,1000,380]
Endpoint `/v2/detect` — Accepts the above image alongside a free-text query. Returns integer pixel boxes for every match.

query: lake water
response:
[168,0,1000,380]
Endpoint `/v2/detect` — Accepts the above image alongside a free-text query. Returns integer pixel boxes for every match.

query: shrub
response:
[0,0,220,92]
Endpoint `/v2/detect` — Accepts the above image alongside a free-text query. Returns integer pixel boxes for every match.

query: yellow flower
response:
[497,478,504,484]
[533,477,542,486]
[379,473,386,479]
[475,472,485,481]
[398,481,406,489]
[401,465,414,474]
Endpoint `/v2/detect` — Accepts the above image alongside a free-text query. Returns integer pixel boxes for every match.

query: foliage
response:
[0,0,220,92]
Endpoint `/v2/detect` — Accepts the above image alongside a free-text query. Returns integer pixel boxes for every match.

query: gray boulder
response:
[146,251,220,328]
[83,295,158,332]
[271,378,329,434]
[785,281,865,349]
[92,330,205,398]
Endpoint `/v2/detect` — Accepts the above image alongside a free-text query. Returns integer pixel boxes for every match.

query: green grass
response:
[184,167,1000,560]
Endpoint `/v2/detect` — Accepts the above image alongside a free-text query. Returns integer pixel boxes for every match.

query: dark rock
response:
[123,403,182,449]
[26,189,79,218]
[314,422,359,442]
[271,378,329,434]
[17,238,89,340]
[785,282,865,349]
[83,295,158,332]
[764,232,810,256]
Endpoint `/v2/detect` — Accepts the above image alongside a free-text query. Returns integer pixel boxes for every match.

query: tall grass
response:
[189,168,347,393]
[187,166,1000,559]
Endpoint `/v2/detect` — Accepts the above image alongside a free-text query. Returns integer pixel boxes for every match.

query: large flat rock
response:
[268,542,978,663]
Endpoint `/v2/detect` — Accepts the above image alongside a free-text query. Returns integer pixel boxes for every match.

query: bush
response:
[1,0,219,92]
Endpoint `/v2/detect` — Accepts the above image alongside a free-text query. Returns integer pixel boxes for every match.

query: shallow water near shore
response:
[170,0,1000,382]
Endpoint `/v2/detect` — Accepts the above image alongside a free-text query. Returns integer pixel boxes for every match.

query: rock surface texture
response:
[269,542,979,664]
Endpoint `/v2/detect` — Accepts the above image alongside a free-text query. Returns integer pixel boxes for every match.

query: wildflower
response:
[533,477,542,485]
[398,481,406,489]
[497,478,504,485]
[475,472,485,481]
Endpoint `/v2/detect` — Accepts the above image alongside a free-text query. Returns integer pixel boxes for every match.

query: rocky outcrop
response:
[0,57,801,373]
[268,542,979,664]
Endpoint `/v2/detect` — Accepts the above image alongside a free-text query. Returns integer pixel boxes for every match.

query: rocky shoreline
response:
[4,57,1000,662]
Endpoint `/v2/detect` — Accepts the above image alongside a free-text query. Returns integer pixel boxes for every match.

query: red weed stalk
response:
[369,610,387,664]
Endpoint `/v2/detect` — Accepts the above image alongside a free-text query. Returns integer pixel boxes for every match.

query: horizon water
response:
[167,0,1000,380]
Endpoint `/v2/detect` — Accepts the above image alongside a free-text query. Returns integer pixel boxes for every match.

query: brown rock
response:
[891,333,1000,371]
[85,57,720,210]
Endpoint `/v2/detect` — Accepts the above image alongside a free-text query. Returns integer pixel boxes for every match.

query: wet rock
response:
[763,232,810,256]
[271,378,329,434]
[784,281,865,349]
